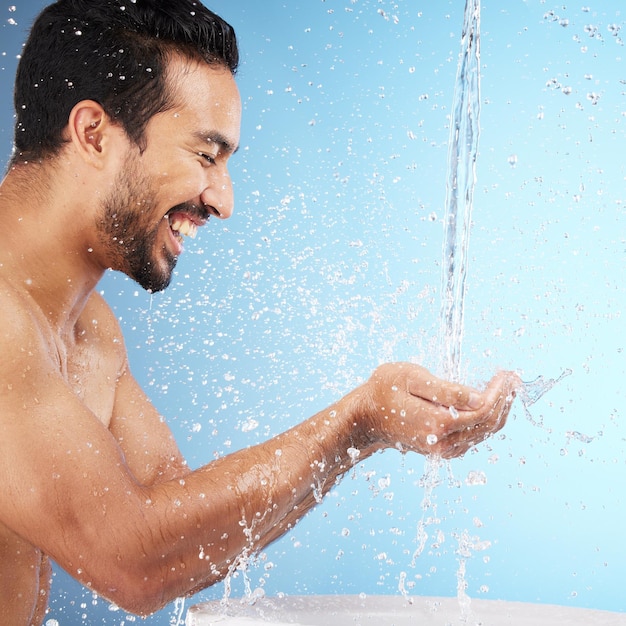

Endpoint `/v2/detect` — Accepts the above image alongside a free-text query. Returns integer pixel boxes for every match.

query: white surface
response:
[186,595,626,626]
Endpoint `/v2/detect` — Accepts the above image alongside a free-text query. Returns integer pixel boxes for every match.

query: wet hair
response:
[11,0,239,164]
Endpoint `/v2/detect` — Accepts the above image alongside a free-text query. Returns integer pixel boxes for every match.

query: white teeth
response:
[169,216,198,239]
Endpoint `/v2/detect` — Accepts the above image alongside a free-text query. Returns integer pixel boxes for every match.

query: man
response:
[0,1,519,623]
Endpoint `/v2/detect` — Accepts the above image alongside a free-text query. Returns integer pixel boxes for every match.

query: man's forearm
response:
[142,383,373,608]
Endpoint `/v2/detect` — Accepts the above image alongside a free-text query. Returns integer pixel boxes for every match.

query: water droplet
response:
[347,447,360,462]
[587,92,600,105]
[241,418,258,433]
[566,430,594,444]
[465,470,487,486]
[426,434,438,445]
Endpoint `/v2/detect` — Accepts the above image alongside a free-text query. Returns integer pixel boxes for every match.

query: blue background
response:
[1,1,625,623]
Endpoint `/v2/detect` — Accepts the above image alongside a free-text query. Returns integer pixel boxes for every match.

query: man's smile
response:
[168,213,200,240]
[165,204,210,250]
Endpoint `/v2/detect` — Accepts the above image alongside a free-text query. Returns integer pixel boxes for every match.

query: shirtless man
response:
[0,1,519,623]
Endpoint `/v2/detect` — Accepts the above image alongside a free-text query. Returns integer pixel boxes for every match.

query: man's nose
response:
[201,169,234,219]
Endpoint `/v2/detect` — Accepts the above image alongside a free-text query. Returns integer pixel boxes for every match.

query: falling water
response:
[419,0,482,620]
[438,0,482,383]
[170,597,186,626]
[440,3,485,617]
[425,4,571,621]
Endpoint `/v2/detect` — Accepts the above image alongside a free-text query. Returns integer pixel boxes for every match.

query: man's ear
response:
[66,100,119,167]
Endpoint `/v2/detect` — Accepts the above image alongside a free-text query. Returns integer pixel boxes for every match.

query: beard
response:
[97,153,177,293]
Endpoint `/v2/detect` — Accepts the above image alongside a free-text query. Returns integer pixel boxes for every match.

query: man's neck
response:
[0,161,105,337]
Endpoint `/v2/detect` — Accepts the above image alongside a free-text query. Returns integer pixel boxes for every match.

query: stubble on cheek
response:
[96,165,177,293]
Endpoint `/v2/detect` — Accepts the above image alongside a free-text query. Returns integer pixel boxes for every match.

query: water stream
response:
[437,0,482,384]
[423,2,572,621]
[432,0,483,619]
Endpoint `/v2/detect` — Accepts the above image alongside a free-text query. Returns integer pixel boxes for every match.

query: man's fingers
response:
[407,371,484,411]
[441,371,520,440]
[371,364,520,458]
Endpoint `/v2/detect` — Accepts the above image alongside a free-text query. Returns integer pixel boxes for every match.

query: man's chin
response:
[143,279,171,294]
[133,259,177,294]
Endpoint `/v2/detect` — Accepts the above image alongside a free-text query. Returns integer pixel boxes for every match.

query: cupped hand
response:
[361,362,520,458]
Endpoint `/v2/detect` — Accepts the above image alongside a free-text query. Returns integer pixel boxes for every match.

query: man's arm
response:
[0,294,518,616]
[109,363,190,486]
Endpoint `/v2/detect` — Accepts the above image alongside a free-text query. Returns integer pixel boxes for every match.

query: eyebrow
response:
[194,130,239,155]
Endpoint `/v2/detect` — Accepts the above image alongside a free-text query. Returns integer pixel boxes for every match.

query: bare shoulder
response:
[80,291,128,356]
[0,277,52,358]
[0,281,129,428]
[71,292,131,424]
[0,280,126,368]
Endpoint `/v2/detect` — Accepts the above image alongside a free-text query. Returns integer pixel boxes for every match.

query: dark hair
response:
[12,0,239,163]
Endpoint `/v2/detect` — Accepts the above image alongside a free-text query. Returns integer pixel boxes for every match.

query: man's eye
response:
[198,152,216,165]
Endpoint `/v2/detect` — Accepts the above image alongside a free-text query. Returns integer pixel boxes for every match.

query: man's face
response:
[96,58,241,293]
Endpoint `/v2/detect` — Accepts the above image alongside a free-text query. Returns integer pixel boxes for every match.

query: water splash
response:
[454,529,491,624]
[516,368,572,430]
[169,597,186,626]
[411,458,462,568]
[438,0,482,383]
[519,368,573,409]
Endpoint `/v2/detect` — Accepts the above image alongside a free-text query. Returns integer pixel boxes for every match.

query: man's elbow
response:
[97,562,217,616]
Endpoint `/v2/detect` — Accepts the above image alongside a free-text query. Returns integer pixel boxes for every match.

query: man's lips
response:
[166,206,209,240]
[163,207,209,256]
[169,213,201,239]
